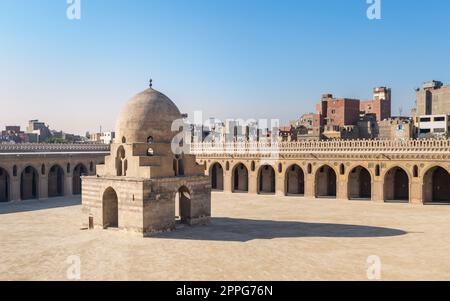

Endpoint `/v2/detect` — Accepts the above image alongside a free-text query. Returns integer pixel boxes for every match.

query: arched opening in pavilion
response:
[116,146,126,176]
[21,166,39,200]
[175,186,191,224]
[48,165,64,198]
[315,165,337,198]
[0,167,10,202]
[423,166,450,203]
[285,164,305,196]
[232,163,249,193]
[348,166,372,200]
[258,165,275,194]
[384,167,409,203]
[210,163,224,191]
[103,187,118,228]
[73,164,88,195]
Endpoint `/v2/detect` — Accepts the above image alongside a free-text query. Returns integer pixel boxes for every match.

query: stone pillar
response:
[276,173,285,196]
[39,175,48,200]
[336,177,347,200]
[410,178,423,204]
[372,179,384,203]
[223,170,232,193]
[65,174,73,197]
[249,172,257,194]
[304,173,315,198]
[11,177,20,201]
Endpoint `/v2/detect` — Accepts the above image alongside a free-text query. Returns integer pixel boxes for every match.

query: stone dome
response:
[116,88,182,144]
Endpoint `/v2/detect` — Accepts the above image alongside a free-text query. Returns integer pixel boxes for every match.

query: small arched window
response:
[307,164,312,174]
[41,164,46,175]
[375,165,381,177]
[90,162,94,172]
[251,161,256,172]
[226,162,230,171]
[117,146,126,159]
[173,159,178,176]
[147,136,154,144]
[67,163,71,173]
[122,137,126,143]
[339,164,345,175]
[13,165,17,177]
[123,160,128,177]
[413,165,419,178]
[147,148,154,156]
[178,158,185,176]
[278,163,283,173]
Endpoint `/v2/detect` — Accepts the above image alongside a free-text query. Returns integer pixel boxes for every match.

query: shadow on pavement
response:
[152,217,407,242]
[0,197,81,215]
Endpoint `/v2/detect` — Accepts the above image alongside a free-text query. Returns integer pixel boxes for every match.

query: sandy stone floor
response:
[1,193,450,280]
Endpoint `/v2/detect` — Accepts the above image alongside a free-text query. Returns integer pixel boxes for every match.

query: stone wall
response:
[195,140,450,204]
[82,175,211,236]
[0,152,105,202]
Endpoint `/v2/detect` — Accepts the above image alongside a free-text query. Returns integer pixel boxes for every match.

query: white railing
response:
[190,139,450,155]
[0,143,111,154]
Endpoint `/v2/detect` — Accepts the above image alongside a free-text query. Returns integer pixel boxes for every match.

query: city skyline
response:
[1,0,450,135]
[2,0,450,284]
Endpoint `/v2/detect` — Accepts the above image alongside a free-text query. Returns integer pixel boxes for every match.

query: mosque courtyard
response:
[1,192,450,281]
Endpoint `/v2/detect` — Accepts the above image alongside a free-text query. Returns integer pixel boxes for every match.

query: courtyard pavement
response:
[1,193,450,280]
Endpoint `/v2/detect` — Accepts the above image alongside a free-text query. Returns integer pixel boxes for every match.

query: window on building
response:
[339,164,345,175]
[434,117,445,122]
[420,129,431,134]
[420,117,431,123]
[434,128,445,133]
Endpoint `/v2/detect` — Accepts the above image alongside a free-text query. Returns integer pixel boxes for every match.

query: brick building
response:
[316,94,361,127]
[360,87,392,122]
[310,87,392,140]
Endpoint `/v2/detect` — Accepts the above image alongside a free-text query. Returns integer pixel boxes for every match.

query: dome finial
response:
[149,78,153,88]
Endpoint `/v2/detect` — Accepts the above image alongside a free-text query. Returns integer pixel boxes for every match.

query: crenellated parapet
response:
[191,139,450,156]
[0,143,110,154]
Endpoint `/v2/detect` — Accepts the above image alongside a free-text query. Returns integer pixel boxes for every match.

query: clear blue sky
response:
[1,0,449,134]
